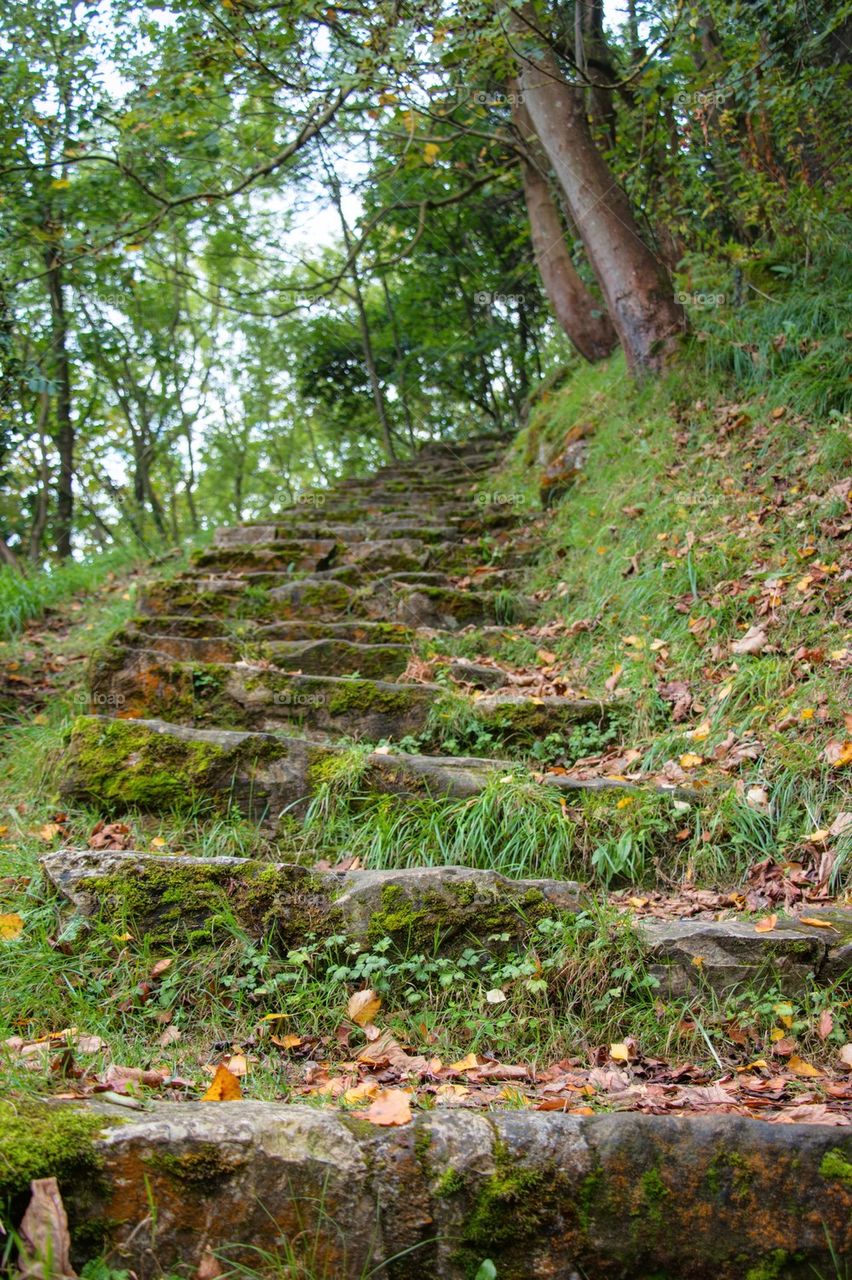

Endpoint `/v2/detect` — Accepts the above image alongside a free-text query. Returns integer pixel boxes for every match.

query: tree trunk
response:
[28,391,52,563]
[512,88,617,361]
[43,246,74,557]
[513,7,686,373]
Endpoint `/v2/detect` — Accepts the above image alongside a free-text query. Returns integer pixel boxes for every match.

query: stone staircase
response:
[40,434,852,1276]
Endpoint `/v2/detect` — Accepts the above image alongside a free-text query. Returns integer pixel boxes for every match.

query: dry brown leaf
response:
[347,988,381,1027]
[838,1044,852,1071]
[799,916,839,930]
[16,1177,77,1279]
[731,626,768,656]
[196,1246,224,1280]
[754,914,778,933]
[816,1009,834,1042]
[158,1025,182,1049]
[201,1063,242,1101]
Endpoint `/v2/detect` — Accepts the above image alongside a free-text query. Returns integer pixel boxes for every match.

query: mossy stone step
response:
[193,538,440,576]
[26,1102,849,1279]
[101,631,411,678]
[41,850,581,953]
[89,650,607,743]
[122,616,416,645]
[89,654,440,738]
[213,521,463,547]
[62,716,684,824]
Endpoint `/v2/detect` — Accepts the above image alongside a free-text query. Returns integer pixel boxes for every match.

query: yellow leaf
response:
[50,178,71,189]
[770,1027,786,1041]
[788,1054,822,1078]
[150,837,167,849]
[347,988,381,1027]
[754,914,778,933]
[616,796,634,809]
[679,753,704,769]
[38,823,62,842]
[201,1063,242,1101]
[449,1053,479,1072]
[799,916,839,930]
[32,714,48,726]
[804,830,830,844]
[422,142,440,165]
[691,956,704,968]
[623,634,646,649]
[609,1042,631,1062]
[688,721,711,742]
[0,913,24,940]
[271,1033,302,1049]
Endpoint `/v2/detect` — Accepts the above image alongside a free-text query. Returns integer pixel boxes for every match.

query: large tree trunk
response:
[513,7,686,373]
[512,87,617,362]
[43,246,74,557]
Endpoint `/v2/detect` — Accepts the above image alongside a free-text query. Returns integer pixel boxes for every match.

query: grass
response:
[0,545,151,641]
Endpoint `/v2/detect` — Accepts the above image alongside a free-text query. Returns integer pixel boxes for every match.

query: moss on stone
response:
[0,1101,107,1204]
[365,881,553,951]
[65,717,228,810]
[77,860,336,949]
[326,679,421,718]
[454,1143,557,1278]
[744,1250,789,1280]
[435,1166,464,1197]
[819,1148,852,1186]
[636,1166,670,1226]
[146,1143,245,1187]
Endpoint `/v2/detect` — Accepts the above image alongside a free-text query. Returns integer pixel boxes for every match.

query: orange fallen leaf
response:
[754,915,778,933]
[799,917,839,930]
[356,1088,412,1126]
[347,988,381,1027]
[201,1064,242,1101]
[271,1033,302,1049]
[679,752,703,770]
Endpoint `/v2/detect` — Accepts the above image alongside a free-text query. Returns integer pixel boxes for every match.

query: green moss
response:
[454,1143,556,1278]
[65,717,227,810]
[364,881,553,951]
[744,1250,789,1280]
[146,1143,245,1187]
[819,1148,852,1186]
[636,1166,670,1226]
[76,860,336,949]
[0,1102,107,1203]
[326,678,420,718]
[435,1166,465,1197]
[576,1165,605,1233]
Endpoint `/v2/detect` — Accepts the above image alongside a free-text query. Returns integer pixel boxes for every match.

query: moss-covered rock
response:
[0,1101,108,1205]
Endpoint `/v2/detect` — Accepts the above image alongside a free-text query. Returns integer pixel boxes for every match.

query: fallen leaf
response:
[485,988,507,1004]
[16,1177,77,1279]
[838,1044,852,1071]
[754,915,778,933]
[731,626,768,656]
[788,1054,822,1078]
[150,958,173,979]
[348,988,381,1027]
[609,1042,633,1063]
[0,912,23,940]
[799,916,839,930]
[158,1025,182,1048]
[356,1087,412,1126]
[817,1009,834,1041]
[679,752,704,770]
[196,1246,223,1280]
[201,1063,242,1101]
[448,1053,479,1072]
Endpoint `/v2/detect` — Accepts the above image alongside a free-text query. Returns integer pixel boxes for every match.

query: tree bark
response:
[513,6,686,373]
[28,390,52,563]
[43,245,74,557]
[512,86,617,361]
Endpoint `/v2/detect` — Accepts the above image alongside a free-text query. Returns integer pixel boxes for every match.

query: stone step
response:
[39,842,852,991]
[87,653,603,741]
[106,630,412,678]
[41,850,582,951]
[121,615,416,645]
[20,1103,848,1279]
[213,521,464,547]
[63,716,685,821]
[191,538,505,578]
[138,575,535,627]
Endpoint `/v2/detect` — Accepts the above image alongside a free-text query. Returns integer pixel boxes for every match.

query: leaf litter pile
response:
[6,984,851,1130]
